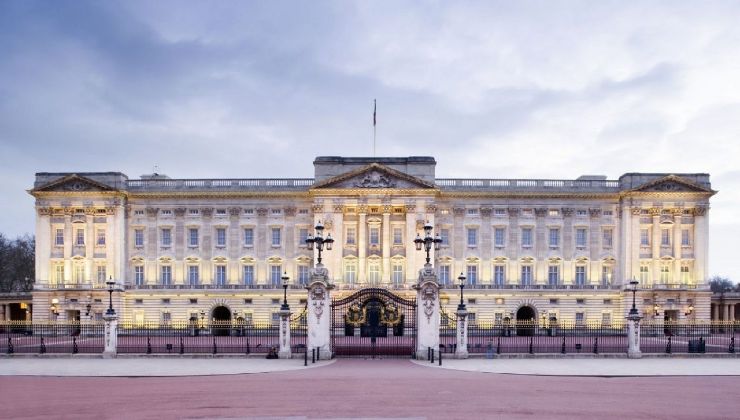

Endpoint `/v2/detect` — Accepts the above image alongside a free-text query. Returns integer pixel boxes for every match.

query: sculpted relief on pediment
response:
[353,171,397,188]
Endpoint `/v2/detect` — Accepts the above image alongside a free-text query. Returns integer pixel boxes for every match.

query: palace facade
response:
[29,156,715,325]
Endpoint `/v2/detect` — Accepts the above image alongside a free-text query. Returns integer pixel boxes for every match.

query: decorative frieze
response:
[228,207,242,216]
[631,207,642,216]
[201,208,214,217]
[480,207,492,217]
[534,208,548,217]
[425,205,437,214]
[589,208,601,218]
[256,208,268,217]
[284,207,297,217]
[695,205,708,216]
[452,207,465,216]
[145,207,159,217]
[174,208,186,217]
[507,207,519,217]
[561,208,574,217]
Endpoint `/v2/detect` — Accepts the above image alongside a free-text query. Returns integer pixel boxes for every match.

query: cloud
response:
[0,0,739,278]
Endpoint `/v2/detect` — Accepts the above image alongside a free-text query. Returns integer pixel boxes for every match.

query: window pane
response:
[244,228,254,246]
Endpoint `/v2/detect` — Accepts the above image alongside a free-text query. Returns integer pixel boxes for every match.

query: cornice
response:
[310,188,439,197]
[127,191,312,199]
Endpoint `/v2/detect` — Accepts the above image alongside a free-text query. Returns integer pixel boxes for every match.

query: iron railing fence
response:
[1,321,105,354]
[465,321,628,355]
[116,321,279,354]
[290,308,308,354]
[640,321,738,354]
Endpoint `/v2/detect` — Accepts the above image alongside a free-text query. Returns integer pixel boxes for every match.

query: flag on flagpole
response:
[373,99,376,126]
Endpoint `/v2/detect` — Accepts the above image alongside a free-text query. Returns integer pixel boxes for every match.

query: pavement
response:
[413,357,740,376]
[0,357,334,377]
[1,359,739,420]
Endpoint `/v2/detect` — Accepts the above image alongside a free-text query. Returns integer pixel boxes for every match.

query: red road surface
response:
[1,360,739,419]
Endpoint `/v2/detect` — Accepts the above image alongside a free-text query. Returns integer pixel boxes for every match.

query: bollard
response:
[316,347,320,361]
[428,347,432,361]
[439,348,442,366]
[312,348,316,364]
[431,348,435,364]
[593,337,598,355]
[561,336,566,354]
[304,348,308,366]
[730,336,735,354]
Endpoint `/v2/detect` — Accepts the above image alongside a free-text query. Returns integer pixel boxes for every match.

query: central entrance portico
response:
[331,288,417,358]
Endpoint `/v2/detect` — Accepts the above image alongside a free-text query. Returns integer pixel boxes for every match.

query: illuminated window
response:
[392,263,404,286]
[54,264,64,285]
[74,264,85,283]
[601,265,613,285]
[368,263,380,284]
[96,265,106,284]
[439,265,450,285]
[344,263,357,284]
[681,265,690,283]
[660,265,670,283]
[681,229,691,246]
[96,230,106,246]
[639,265,650,284]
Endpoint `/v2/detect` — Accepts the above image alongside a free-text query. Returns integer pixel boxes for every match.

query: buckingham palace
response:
[28,156,715,326]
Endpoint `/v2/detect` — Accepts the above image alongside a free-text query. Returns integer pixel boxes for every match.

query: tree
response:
[708,276,738,293]
[0,234,35,292]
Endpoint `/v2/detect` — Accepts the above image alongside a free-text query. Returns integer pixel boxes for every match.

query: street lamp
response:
[414,221,442,265]
[200,310,206,329]
[305,221,333,265]
[457,273,467,311]
[628,277,639,317]
[281,271,290,311]
[105,277,116,316]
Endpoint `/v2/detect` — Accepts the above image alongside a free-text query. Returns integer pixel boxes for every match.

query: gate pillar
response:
[627,313,642,359]
[413,264,440,360]
[455,308,469,359]
[103,313,118,358]
[278,309,292,359]
[307,265,333,360]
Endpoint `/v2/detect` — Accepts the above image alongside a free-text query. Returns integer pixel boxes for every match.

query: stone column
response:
[627,312,642,359]
[382,210,391,283]
[358,210,367,284]
[673,211,682,282]
[651,209,661,284]
[729,304,736,322]
[278,308,292,359]
[103,312,118,358]
[0,304,5,321]
[306,266,333,360]
[712,304,719,321]
[414,265,440,359]
[723,304,730,322]
[456,308,469,359]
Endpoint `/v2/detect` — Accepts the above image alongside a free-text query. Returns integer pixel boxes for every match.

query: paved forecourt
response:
[0,357,333,377]
[415,357,740,376]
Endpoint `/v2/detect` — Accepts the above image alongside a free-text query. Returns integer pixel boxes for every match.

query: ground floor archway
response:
[211,305,231,336]
[516,305,536,336]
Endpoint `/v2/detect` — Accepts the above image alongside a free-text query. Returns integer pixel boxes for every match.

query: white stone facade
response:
[29,157,715,325]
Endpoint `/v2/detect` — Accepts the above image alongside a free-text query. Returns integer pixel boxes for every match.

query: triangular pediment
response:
[631,175,712,193]
[33,174,117,193]
[311,163,437,190]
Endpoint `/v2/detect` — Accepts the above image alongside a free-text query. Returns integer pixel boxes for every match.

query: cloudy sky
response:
[1,1,738,279]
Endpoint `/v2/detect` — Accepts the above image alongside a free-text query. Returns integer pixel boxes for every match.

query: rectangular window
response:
[271,227,281,247]
[639,265,650,284]
[54,264,64,285]
[660,265,670,283]
[576,228,587,248]
[494,208,507,216]
[392,264,404,286]
[440,229,450,246]
[161,265,172,286]
[548,228,559,247]
[494,228,505,247]
[162,312,172,325]
[640,229,650,246]
[601,265,613,285]
[393,228,403,245]
[270,265,282,286]
[369,227,380,245]
[189,228,199,247]
[601,312,611,327]
[521,265,532,286]
[299,228,309,245]
[216,228,226,247]
[680,266,690,283]
[161,228,172,247]
[55,228,64,246]
[298,265,310,285]
[134,229,144,247]
[346,227,356,245]
[521,228,532,247]
[439,265,450,285]
[368,264,380,284]
[244,228,254,246]
[96,230,106,246]
[344,263,357,284]
[76,229,85,246]
[548,265,559,286]
[603,229,613,248]
[96,265,106,284]
[188,265,199,286]
[467,228,478,246]
[74,264,85,283]
[549,209,559,217]
[493,265,505,286]
[215,265,227,286]
[466,265,477,285]
[661,229,671,246]
[681,229,690,246]
[575,312,585,326]
[243,265,254,286]
[134,266,144,286]
[575,266,586,286]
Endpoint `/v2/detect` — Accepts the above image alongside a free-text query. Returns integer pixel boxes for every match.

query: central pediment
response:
[311,163,437,190]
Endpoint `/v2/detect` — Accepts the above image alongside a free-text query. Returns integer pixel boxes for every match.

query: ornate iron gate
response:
[331,288,416,358]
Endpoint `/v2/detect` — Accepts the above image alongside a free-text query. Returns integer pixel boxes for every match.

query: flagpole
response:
[373,99,377,157]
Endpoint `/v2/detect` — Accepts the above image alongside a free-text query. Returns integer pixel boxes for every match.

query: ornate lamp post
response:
[629,277,639,317]
[457,273,467,311]
[105,277,117,316]
[281,271,290,311]
[414,221,442,265]
[306,221,333,265]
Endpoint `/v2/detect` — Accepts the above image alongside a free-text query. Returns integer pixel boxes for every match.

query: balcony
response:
[41,282,107,290]
[436,178,620,193]
[126,178,315,192]
[126,283,308,290]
